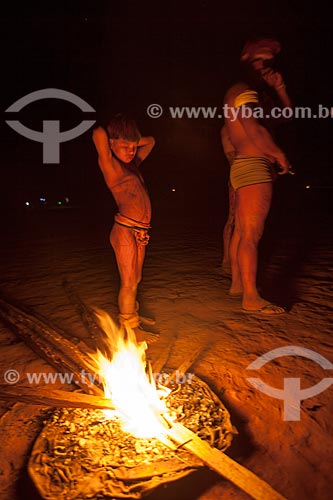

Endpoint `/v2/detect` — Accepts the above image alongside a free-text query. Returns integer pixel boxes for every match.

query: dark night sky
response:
[1,1,332,221]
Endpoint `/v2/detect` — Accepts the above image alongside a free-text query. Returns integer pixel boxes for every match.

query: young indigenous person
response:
[223,37,293,314]
[92,114,158,342]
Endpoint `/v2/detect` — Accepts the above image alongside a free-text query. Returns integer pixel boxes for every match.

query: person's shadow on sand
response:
[258,182,332,311]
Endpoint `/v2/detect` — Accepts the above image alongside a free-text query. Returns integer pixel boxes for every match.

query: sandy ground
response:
[0,197,332,500]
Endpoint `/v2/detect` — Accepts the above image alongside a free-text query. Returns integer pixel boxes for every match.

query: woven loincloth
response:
[114,213,151,246]
[230,156,276,190]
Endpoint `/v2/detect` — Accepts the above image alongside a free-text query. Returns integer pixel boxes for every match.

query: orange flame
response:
[89,309,172,439]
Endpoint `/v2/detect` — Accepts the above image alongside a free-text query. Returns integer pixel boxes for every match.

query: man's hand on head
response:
[262,70,285,91]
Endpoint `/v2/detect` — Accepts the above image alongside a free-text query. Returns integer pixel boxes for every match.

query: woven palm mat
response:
[29,375,237,499]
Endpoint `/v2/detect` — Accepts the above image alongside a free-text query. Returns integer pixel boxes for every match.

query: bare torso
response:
[224,83,273,160]
[109,158,151,224]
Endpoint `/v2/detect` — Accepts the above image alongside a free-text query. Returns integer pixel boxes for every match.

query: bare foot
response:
[134,327,160,344]
[221,263,232,276]
[229,279,243,296]
[139,315,156,326]
[229,287,243,297]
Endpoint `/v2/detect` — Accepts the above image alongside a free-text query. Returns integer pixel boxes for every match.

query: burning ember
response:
[88,310,172,440]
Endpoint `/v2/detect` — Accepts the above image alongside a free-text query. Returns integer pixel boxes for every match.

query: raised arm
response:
[92,126,118,188]
[92,126,111,163]
[263,69,292,109]
[135,136,156,165]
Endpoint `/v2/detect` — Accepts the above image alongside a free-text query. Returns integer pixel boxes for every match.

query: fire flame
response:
[89,309,172,439]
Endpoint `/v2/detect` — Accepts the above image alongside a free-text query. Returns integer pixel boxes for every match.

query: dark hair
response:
[240,37,281,62]
[107,113,141,142]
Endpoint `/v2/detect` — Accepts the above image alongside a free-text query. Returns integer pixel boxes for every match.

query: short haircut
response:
[107,114,141,142]
[240,37,281,62]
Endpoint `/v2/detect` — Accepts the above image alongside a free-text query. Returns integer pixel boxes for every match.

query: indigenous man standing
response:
[223,37,293,314]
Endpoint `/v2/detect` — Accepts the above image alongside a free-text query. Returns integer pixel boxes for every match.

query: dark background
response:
[1,0,332,233]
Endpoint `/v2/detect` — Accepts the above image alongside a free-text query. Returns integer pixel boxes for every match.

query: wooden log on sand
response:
[0,298,103,396]
[165,420,286,500]
[0,385,114,410]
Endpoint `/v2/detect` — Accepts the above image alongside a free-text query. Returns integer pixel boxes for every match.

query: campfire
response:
[28,309,236,498]
[0,297,287,500]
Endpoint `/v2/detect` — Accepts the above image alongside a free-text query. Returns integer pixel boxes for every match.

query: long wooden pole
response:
[165,421,286,500]
[0,298,104,396]
[0,385,114,410]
